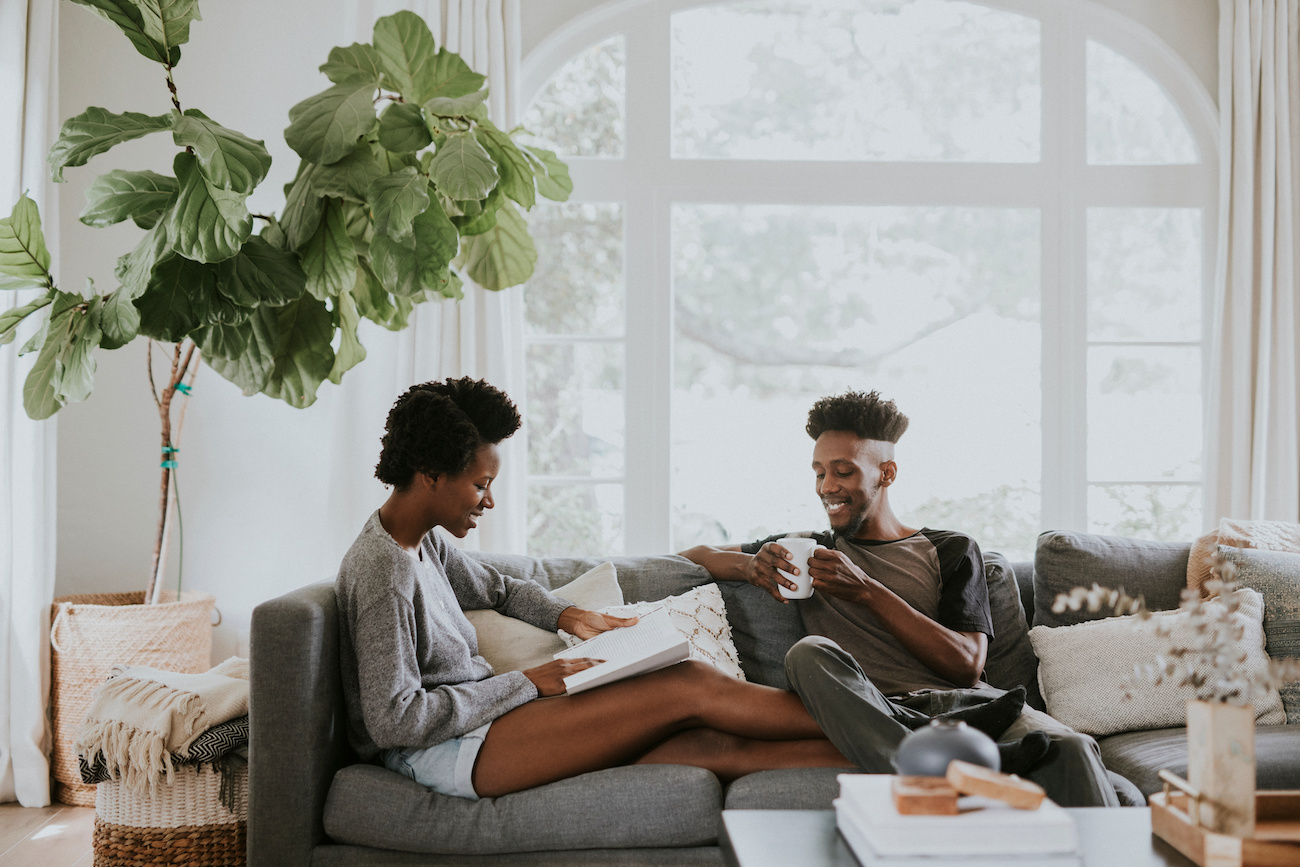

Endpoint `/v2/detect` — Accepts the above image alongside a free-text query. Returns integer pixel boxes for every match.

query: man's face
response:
[811,430,891,537]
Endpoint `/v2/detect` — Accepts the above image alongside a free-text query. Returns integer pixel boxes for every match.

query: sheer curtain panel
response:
[1209,0,1300,522]
[332,0,526,552]
[0,0,59,807]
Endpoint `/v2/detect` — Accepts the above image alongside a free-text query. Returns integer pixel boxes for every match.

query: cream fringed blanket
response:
[74,656,249,795]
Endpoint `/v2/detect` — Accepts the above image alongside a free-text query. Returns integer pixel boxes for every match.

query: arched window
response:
[517,0,1215,559]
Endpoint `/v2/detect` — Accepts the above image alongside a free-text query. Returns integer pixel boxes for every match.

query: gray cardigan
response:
[335,511,573,759]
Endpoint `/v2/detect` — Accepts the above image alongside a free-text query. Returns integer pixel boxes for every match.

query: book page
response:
[556,608,689,693]
[556,608,676,663]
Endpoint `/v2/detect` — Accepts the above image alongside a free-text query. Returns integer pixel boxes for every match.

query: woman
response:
[336,377,850,800]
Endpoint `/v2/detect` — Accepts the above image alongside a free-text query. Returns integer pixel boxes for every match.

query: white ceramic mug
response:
[777,536,822,599]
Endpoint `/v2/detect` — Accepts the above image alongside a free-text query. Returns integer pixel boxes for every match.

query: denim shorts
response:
[381,721,491,800]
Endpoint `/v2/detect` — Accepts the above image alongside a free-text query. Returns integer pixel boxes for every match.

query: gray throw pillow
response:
[720,582,806,689]
[981,551,1043,710]
[1219,545,1300,722]
[1033,531,1189,629]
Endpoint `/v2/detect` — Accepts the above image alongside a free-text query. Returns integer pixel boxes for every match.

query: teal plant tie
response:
[161,445,178,469]
[174,382,192,395]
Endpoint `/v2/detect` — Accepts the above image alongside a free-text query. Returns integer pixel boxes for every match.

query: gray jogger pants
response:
[784,635,1120,807]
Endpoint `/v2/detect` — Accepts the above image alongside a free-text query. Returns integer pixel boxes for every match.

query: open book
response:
[555,608,689,694]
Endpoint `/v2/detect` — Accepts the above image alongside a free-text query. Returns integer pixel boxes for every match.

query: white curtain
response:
[0,0,59,807]
[328,0,526,552]
[1208,0,1300,523]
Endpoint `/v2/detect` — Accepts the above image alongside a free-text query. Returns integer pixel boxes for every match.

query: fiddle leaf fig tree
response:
[0,3,570,602]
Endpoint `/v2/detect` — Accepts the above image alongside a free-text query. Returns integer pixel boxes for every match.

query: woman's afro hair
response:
[805,390,909,443]
[374,377,521,488]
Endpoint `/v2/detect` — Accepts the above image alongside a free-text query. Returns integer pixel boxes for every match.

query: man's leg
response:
[783,636,924,771]
[1002,706,1120,807]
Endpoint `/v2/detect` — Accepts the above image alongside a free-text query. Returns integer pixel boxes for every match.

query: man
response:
[680,390,1119,807]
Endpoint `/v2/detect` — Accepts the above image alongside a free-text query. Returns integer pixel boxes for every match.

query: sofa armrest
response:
[249,582,352,867]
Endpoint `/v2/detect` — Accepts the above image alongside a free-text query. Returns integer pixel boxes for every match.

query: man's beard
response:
[826,501,867,537]
[825,486,878,538]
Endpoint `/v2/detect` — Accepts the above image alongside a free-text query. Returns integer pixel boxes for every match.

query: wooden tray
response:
[1150,771,1300,867]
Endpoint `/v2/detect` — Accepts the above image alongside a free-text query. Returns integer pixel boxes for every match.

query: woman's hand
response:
[557,607,639,640]
[743,541,801,602]
[522,657,603,697]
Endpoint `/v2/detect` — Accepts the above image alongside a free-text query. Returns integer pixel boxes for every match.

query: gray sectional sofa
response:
[247,531,1300,865]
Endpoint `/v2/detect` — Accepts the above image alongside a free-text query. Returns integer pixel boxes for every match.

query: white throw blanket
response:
[74,656,249,794]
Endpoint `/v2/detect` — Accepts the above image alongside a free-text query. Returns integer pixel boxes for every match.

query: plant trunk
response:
[144,341,198,604]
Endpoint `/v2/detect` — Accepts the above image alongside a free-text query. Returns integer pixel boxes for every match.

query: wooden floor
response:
[0,802,94,866]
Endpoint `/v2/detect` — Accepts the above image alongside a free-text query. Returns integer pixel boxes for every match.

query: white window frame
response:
[519,0,1218,555]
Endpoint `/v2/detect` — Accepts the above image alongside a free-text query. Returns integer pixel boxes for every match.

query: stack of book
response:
[834,775,1081,866]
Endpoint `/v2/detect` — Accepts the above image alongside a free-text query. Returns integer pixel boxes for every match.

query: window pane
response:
[672,204,1041,558]
[1087,41,1197,165]
[527,484,624,557]
[520,36,625,157]
[527,343,625,477]
[1088,484,1201,542]
[1087,346,1201,482]
[671,0,1040,162]
[525,202,624,336]
[1088,208,1201,342]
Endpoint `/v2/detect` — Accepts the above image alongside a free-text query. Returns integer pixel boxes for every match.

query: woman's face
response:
[429,443,501,537]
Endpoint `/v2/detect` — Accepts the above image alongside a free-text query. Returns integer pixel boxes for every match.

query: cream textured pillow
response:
[562,583,747,681]
[1028,588,1286,737]
[467,561,623,674]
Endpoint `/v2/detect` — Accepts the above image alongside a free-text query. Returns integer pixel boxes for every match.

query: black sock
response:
[933,686,1026,740]
[998,731,1051,776]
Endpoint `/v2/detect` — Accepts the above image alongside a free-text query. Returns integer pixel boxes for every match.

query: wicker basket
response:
[93,762,247,867]
[49,591,215,806]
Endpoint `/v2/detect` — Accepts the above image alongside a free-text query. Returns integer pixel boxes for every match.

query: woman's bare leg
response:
[472,660,845,796]
[632,728,851,781]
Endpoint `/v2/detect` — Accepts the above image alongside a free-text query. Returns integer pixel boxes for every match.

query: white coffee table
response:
[719,808,1196,867]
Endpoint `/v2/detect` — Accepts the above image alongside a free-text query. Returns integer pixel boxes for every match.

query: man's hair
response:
[805,390,909,443]
[374,377,521,488]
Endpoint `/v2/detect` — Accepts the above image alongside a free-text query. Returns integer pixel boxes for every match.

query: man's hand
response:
[743,541,805,603]
[557,607,638,641]
[806,547,876,604]
[522,657,603,696]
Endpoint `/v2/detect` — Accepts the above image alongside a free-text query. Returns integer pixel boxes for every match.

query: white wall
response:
[53,0,1220,661]
[54,0,397,660]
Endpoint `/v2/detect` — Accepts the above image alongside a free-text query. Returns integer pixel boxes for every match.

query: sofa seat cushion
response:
[723,767,855,810]
[1098,724,1300,796]
[324,763,722,854]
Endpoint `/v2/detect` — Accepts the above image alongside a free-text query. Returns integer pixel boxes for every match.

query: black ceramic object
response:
[894,719,1000,777]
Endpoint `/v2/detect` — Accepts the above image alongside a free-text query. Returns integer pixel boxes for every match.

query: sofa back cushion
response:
[470,551,803,689]
[1033,531,1190,629]
[470,552,711,603]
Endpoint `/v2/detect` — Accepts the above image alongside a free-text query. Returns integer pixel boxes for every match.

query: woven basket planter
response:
[49,591,215,806]
[93,762,247,867]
